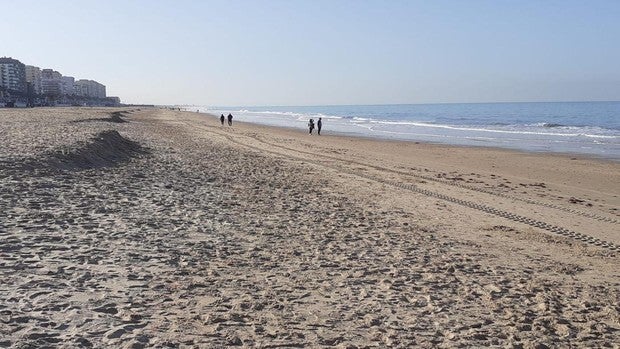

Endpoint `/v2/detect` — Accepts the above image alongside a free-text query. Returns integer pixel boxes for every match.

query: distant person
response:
[308,118,315,134]
[220,114,225,126]
[227,113,233,126]
[317,117,322,135]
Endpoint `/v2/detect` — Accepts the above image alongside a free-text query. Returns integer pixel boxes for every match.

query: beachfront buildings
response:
[25,65,42,95]
[61,76,75,96]
[74,79,106,99]
[1,56,119,106]
[0,57,27,94]
[40,69,63,96]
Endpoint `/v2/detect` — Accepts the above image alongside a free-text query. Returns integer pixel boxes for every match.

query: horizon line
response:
[164,100,620,108]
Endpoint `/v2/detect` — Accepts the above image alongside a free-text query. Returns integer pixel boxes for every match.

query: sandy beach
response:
[1,107,618,348]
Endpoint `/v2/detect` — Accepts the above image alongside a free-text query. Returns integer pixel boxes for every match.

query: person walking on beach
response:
[308,118,315,134]
[227,113,233,126]
[317,117,322,135]
[220,114,225,126]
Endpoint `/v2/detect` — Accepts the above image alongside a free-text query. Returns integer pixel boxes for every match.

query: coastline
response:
[1,107,618,347]
[196,101,620,161]
[199,111,620,186]
[210,112,620,162]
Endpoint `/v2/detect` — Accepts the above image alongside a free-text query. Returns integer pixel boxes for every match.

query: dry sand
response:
[0,107,618,348]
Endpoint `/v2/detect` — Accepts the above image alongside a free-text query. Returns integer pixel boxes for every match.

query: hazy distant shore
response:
[1,107,618,347]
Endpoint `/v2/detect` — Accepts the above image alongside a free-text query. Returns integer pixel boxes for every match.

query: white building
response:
[61,76,75,96]
[0,57,27,93]
[41,69,63,96]
[25,65,42,95]
[74,79,106,98]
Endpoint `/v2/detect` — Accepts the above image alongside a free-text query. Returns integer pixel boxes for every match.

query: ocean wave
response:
[354,119,618,139]
[526,122,566,128]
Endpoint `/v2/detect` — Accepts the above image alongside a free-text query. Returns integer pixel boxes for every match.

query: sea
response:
[185,102,620,160]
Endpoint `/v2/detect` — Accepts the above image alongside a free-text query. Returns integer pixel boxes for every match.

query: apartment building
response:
[74,79,106,98]
[61,76,75,96]
[0,57,27,93]
[41,69,63,96]
[25,65,42,95]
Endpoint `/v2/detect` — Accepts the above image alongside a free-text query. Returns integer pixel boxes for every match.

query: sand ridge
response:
[0,107,618,348]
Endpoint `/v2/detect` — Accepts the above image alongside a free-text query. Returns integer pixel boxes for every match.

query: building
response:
[0,57,27,93]
[40,69,63,96]
[2,57,115,105]
[74,79,106,98]
[61,76,75,96]
[25,65,42,95]
[105,96,121,106]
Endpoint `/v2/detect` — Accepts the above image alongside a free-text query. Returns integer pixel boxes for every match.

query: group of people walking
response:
[220,113,233,126]
[308,117,322,135]
[218,113,323,135]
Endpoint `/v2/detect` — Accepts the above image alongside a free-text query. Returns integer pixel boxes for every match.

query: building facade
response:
[0,57,27,93]
[104,96,121,106]
[25,65,42,95]
[61,76,75,96]
[41,69,63,96]
[74,79,106,98]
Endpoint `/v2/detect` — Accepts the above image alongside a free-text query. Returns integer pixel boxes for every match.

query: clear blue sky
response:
[2,0,619,105]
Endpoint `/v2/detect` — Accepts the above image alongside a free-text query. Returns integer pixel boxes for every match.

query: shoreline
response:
[196,111,620,162]
[1,107,618,347]
[198,110,620,164]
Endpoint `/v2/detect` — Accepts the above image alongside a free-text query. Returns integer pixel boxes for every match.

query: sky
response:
[2,0,619,106]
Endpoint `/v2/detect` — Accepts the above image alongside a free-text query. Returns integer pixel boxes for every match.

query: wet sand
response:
[1,107,618,348]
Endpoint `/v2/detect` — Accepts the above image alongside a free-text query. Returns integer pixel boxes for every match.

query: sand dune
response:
[0,107,618,348]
